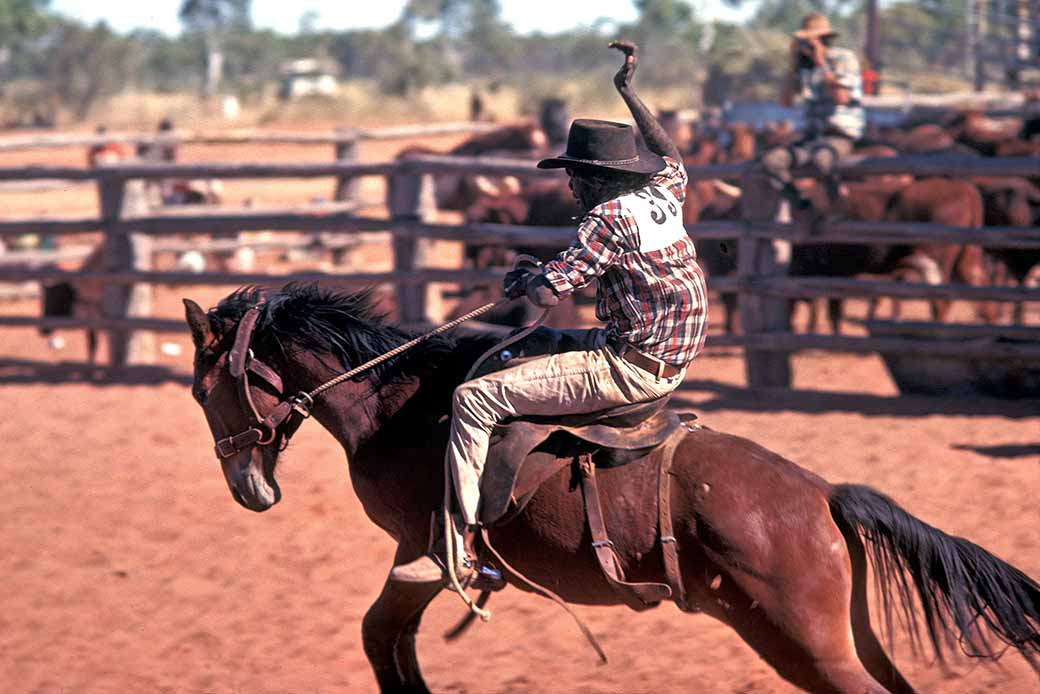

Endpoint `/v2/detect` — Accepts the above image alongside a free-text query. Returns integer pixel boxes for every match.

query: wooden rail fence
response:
[1,141,1038,387]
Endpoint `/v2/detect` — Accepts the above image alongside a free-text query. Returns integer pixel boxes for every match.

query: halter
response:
[211,297,513,460]
[213,305,312,459]
[210,256,543,460]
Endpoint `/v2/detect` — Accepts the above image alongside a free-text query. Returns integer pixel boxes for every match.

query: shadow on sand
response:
[3,358,1038,422]
[951,443,1040,460]
[673,378,1040,420]
[0,358,192,386]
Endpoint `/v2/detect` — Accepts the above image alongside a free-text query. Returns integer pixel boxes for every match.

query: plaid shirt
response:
[800,46,865,139]
[542,157,708,366]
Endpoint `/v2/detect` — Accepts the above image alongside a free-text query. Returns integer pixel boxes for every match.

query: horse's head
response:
[183,285,435,512]
[184,297,285,512]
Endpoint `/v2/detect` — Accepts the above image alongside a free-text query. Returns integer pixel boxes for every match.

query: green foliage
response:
[39,19,130,119]
[0,0,52,80]
[0,0,993,124]
[879,0,967,74]
[178,0,252,34]
[0,0,49,37]
[702,24,791,104]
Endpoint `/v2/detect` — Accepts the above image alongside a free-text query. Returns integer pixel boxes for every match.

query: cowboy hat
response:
[537,119,665,175]
[793,13,839,40]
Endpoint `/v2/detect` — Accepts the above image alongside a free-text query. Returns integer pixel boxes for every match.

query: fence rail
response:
[1,143,1038,386]
[0,122,500,152]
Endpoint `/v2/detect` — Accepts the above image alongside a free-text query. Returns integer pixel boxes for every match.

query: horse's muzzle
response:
[223,454,281,512]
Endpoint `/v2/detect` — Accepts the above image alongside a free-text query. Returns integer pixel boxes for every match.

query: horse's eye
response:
[193,388,208,404]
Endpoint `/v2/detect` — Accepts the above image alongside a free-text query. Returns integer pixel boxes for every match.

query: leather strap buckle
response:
[615,341,683,379]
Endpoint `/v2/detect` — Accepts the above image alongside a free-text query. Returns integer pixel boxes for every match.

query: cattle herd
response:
[27,98,1040,360]
[415,100,1040,334]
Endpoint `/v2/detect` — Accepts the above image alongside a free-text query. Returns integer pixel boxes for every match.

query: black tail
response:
[829,483,1040,672]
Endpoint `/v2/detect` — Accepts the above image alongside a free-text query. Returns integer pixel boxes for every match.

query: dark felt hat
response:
[537,118,665,175]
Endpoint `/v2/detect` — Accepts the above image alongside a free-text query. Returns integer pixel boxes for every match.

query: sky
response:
[50,0,754,37]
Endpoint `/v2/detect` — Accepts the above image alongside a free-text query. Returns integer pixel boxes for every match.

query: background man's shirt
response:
[800,46,865,140]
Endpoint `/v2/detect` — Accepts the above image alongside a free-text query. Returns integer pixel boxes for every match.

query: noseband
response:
[213,306,312,459]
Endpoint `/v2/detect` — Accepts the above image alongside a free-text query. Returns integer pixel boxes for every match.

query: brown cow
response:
[974,177,1040,322]
[880,123,956,154]
[882,178,995,323]
[727,123,757,162]
[788,175,907,333]
[40,245,105,363]
[787,173,995,332]
[449,178,582,328]
[395,123,550,212]
[946,109,1023,156]
[449,122,547,156]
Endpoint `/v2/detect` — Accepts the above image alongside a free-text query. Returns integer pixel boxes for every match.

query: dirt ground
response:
[1,132,1039,693]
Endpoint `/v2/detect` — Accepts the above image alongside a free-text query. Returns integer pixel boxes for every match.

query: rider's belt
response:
[611,341,685,379]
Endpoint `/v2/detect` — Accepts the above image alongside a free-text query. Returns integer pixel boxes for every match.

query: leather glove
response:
[503,268,533,299]
[525,274,560,308]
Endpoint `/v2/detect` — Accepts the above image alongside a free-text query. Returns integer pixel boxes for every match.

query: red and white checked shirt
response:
[542,156,708,367]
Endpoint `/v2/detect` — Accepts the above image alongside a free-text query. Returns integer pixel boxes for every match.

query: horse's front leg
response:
[362,546,442,693]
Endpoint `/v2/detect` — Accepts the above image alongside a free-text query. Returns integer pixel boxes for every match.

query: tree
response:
[619,0,703,89]
[400,0,517,76]
[0,0,49,42]
[43,19,130,120]
[634,0,694,32]
[178,0,251,99]
[0,0,51,89]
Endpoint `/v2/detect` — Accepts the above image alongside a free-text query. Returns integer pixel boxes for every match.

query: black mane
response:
[211,284,475,383]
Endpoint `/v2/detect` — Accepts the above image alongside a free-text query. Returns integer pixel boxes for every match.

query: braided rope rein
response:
[304,298,509,402]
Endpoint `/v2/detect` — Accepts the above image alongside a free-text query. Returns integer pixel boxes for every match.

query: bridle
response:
[213,305,313,459]
[210,295,524,460]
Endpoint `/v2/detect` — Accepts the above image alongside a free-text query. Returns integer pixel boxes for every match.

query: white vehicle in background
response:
[278,58,339,100]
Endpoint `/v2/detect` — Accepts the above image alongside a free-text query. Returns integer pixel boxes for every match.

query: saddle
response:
[474,327,697,612]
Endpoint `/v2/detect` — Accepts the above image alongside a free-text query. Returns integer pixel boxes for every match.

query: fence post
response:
[387,161,436,324]
[738,168,792,389]
[99,173,154,368]
[333,129,361,204]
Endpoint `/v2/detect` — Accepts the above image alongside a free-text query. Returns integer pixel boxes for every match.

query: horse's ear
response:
[183,298,212,348]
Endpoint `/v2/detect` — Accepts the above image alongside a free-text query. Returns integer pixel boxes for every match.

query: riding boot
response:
[783,184,817,231]
[823,174,843,207]
[811,175,848,235]
[390,513,476,584]
[780,182,814,214]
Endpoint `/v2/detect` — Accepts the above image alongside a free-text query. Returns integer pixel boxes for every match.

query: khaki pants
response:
[448,331,688,525]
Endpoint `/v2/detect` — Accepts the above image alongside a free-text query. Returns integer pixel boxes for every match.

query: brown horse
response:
[184,284,1040,694]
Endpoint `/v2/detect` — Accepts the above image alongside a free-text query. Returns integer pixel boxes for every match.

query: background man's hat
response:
[537,119,665,175]
[793,13,839,40]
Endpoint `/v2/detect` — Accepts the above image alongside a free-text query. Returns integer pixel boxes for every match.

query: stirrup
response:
[470,562,507,592]
[389,551,475,585]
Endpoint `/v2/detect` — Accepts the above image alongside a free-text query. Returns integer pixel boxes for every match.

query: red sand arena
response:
[2,135,1038,693]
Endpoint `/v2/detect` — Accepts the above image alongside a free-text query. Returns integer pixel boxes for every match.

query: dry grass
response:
[34,76,702,132]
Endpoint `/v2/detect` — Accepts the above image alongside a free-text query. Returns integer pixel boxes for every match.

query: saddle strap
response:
[578,454,672,611]
[658,434,689,609]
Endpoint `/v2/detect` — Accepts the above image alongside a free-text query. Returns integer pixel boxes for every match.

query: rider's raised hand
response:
[609,39,638,92]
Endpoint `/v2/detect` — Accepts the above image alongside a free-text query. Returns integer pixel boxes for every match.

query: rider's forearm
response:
[617,86,681,162]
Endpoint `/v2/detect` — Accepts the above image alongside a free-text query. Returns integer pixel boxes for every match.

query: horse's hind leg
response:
[699,584,894,694]
[689,515,896,692]
[836,517,916,693]
[362,546,442,693]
